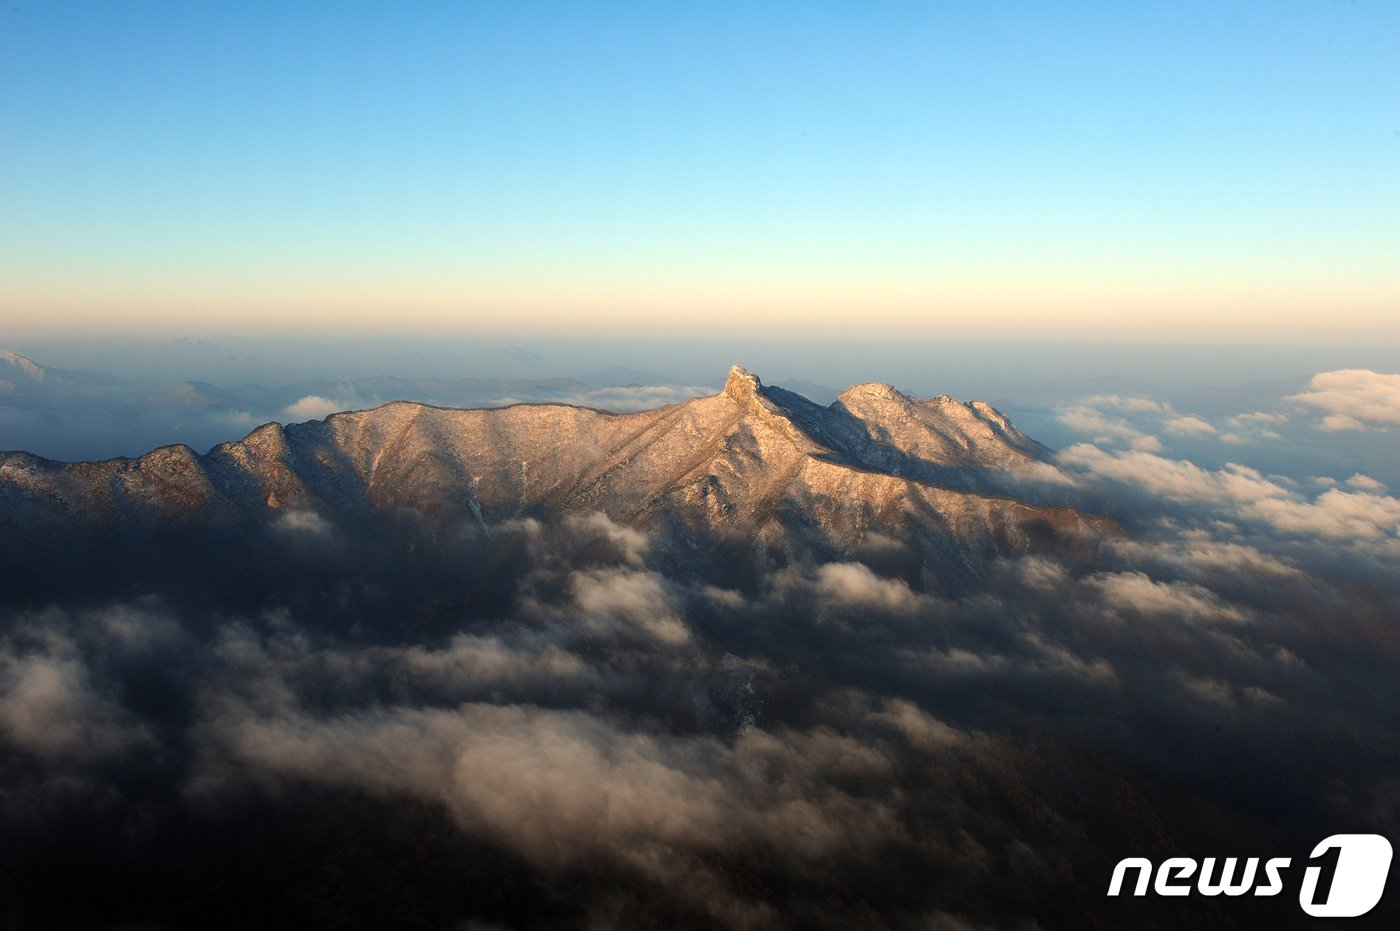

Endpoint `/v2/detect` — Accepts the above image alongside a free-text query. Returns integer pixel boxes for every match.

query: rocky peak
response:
[723,365,763,404]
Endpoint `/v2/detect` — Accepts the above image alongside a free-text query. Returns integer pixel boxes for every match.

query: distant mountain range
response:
[142,374,598,415]
[0,350,715,462]
[1,350,116,393]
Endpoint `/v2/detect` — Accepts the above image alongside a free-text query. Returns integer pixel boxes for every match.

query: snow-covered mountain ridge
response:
[0,366,1106,580]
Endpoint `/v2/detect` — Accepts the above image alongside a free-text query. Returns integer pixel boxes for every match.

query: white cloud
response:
[1218,411,1285,445]
[284,395,343,420]
[815,562,919,612]
[1344,473,1386,492]
[571,568,691,644]
[1011,556,1071,592]
[1084,571,1248,624]
[496,385,713,413]
[1080,395,1169,413]
[1164,415,1216,436]
[395,634,590,691]
[1059,444,1400,543]
[1005,460,1082,487]
[872,699,967,750]
[0,635,151,759]
[1218,430,1281,445]
[1246,488,1400,541]
[1320,413,1366,432]
[213,410,258,428]
[1227,411,1288,426]
[274,510,332,536]
[701,585,747,609]
[566,511,649,565]
[1289,370,1400,430]
[1107,537,1302,581]
[213,699,908,926]
[1059,393,1212,450]
[1057,444,1280,506]
[1057,406,1151,446]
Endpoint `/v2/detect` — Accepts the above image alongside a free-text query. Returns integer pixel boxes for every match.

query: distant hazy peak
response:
[2,351,46,382]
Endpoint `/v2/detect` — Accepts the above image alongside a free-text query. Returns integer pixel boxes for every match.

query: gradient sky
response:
[3,2,1397,339]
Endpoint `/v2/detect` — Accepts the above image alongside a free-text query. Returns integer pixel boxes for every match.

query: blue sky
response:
[3,2,1397,337]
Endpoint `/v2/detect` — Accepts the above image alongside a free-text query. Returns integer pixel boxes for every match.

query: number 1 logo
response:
[1298,834,1392,918]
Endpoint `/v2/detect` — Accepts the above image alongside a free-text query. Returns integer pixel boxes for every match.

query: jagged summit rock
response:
[723,364,761,399]
[0,367,1104,585]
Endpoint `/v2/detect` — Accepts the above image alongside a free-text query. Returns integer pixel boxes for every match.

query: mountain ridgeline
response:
[0,366,1104,604]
